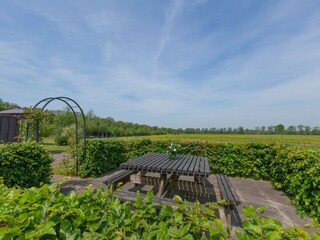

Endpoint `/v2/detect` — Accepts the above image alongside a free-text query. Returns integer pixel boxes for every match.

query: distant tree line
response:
[1,99,320,141]
[84,113,320,136]
[0,99,20,111]
[179,124,320,135]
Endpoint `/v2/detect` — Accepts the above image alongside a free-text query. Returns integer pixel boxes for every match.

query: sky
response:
[1,0,320,129]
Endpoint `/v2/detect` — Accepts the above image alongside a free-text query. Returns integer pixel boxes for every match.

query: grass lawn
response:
[42,137,69,154]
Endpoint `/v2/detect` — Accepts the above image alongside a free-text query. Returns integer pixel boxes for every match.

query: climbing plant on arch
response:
[26,96,86,175]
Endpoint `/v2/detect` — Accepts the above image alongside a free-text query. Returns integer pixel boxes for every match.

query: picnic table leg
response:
[225,205,232,225]
[156,173,167,197]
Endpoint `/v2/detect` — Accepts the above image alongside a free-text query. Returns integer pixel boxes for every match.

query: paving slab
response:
[229,177,320,234]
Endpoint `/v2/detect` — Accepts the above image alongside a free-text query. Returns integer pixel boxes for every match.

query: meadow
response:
[120,134,320,149]
[43,134,320,154]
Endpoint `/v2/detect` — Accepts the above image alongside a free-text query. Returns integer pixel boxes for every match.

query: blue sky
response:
[1,0,320,128]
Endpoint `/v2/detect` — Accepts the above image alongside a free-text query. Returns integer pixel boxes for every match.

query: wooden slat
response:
[131,153,158,170]
[181,156,194,175]
[225,175,241,204]
[165,157,183,174]
[154,155,171,172]
[121,153,210,177]
[204,158,211,176]
[192,157,201,176]
[145,154,167,171]
[176,155,192,174]
[138,154,160,171]
[187,156,197,176]
[216,174,240,205]
[120,153,151,169]
[105,170,134,184]
[160,156,178,173]
[115,191,175,206]
[199,158,206,177]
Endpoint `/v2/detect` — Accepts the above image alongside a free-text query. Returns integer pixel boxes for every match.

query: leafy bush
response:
[54,124,78,146]
[81,139,320,221]
[236,205,319,239]
[0,141,53,188]
[79,140,126,177]
[0,183,318,239]
[0,183,230,239]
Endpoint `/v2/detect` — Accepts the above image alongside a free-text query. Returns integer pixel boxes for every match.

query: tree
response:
[287,126,296,134]
[238,126,244,134]
[0,99,19,111]
[275,124,285,134]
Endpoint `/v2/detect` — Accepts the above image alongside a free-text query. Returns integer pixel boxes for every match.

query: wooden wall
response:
[0,116,19,142]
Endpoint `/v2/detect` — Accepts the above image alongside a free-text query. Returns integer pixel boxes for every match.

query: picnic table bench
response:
[104,170,135,190]
[216,174,241,224]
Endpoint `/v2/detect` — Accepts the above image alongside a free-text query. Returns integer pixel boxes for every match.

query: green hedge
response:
[80,139,320,222]
[0,141,53,188]
[0,183,318,239]
[79,140,126,177]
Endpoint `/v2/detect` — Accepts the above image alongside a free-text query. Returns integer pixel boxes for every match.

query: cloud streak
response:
[0,0,320,128]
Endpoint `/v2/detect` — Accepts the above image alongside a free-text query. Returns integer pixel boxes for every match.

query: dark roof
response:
[0,108,24,115]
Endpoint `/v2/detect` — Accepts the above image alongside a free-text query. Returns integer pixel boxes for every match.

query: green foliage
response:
[79,140,126,177]
[1,183,317,239]
[236,205,319,240]
[81,139,320,221]
[0,183,229,239]
[54,124,77,146]
[22,107,54,141]
[0,98,19,111]
[52,109,77,144]
[0,142,53,188]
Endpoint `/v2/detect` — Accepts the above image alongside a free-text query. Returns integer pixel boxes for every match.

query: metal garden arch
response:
[26,96,86,175]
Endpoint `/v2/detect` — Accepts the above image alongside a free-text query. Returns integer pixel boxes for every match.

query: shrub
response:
[0,183,318,239]
[79,140,126,177]
[0,141,53,188]
[54,124,77,146]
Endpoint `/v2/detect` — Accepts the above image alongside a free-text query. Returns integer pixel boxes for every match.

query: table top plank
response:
[182,156,195,175]
[151,155,170,171]
[122,153,159,170]
[170,155,188,174]
[205,159,211,176]
[121,152,210,177]
[187,156,198,175]
[164,157,182,174]
[146,154,167,171]
[158,156,178,173]
[193,157,201,176]
[199,157,206,177]
[176,155,192,174]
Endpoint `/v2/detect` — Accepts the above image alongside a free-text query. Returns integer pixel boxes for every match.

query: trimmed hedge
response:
[79,140,126,177]
[0,183,318,239]
[0,141,53,188]
[80,139,320,222]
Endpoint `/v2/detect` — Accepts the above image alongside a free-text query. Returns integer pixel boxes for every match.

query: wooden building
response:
[0,108,24,143]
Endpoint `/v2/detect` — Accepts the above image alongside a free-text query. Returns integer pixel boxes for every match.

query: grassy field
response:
[119,134,320,149]
[42,137,69,154]
[43,134,320,154]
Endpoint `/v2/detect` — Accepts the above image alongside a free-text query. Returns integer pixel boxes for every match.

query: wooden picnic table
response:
[120,152,211,197]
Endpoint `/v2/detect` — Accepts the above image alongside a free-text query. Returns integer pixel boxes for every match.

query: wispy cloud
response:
[0,1,320,128]
[152,0,186,81]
